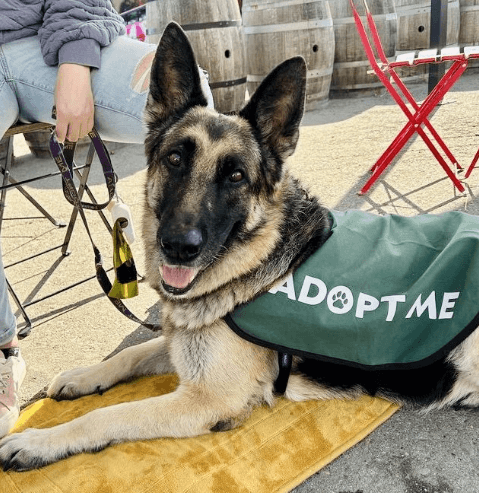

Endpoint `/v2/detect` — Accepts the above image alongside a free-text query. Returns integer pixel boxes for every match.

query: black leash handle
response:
[50,134,116,210]
[48,122,161,331]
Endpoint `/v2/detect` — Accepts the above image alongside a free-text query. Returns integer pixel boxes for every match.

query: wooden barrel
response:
[459,0,479,71]
[242,0,335,111]
[395,0,460,82]
[146,0,246,114]
[329,0,397,96]
[396,0,460,50]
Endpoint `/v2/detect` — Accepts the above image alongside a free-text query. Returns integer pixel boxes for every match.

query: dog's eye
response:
[229,170,244,183]
[167,152,182,167]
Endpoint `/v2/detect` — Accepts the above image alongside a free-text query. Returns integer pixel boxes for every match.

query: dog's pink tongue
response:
[162,266,196,289]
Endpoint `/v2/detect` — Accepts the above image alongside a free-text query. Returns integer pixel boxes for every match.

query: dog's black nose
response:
[160,228,204,262]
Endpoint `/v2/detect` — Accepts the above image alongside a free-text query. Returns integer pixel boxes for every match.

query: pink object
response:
[126,21,146,42]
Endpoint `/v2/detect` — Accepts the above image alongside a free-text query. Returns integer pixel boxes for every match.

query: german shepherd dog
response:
[1,23,479,471]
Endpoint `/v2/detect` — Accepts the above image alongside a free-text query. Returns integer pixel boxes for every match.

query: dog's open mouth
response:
[160,265,199,294]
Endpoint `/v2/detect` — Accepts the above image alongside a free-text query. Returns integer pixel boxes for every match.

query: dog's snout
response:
[160,228,204,262]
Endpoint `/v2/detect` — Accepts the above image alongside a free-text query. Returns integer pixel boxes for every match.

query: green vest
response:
[225,210,479,369]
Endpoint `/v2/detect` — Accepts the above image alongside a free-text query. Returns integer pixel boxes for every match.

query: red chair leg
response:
[364,63,467,192]
[465,147,479,179]
[360,125,418,195]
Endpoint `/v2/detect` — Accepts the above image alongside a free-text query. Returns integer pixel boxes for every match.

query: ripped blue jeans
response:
[0,35,203,345]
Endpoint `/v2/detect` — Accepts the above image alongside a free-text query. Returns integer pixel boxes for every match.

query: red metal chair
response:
[350,0,479,195]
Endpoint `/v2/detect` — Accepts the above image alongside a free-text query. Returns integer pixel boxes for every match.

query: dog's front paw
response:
[0,429,65,471]
[47,366,106,400]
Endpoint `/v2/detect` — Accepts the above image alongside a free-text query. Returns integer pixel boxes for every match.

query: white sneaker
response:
[0,339,26,438]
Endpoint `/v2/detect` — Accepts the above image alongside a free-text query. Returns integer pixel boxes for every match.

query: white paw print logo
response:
[327,286,354,314]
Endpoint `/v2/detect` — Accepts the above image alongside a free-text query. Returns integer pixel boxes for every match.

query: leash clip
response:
[107,197,136,244]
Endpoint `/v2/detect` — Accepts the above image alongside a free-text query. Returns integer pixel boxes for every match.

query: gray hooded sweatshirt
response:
[0,0,126,69]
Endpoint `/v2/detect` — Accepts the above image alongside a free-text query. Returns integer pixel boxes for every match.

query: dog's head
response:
[143,22,307,299]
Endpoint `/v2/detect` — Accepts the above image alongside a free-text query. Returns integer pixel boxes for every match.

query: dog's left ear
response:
[239,57,306,162]
[146,22,208,124]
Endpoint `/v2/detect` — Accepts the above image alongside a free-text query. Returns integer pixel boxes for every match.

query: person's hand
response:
[54,64,94,142]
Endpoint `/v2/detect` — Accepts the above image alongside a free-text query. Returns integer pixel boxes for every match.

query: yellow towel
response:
[0,375,399,493]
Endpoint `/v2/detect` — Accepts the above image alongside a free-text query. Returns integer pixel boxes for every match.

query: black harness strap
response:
[274,352,292,396]
[48,122,160,331]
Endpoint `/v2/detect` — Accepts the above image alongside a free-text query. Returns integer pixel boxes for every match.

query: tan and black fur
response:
[2,23,479,471]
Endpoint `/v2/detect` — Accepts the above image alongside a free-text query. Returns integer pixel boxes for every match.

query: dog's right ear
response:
[145,22,208,124]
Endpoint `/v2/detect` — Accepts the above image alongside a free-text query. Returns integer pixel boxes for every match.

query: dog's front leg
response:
[0,383,242,471]
[48,336,173,400]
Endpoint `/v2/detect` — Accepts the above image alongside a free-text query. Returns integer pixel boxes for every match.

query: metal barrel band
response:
[209,77,247,89]
[146,20,241,36]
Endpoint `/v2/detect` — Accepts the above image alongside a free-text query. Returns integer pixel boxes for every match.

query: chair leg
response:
[0,135,65,230]
[0,136,14,236]
[6,278,32,338]
[465,147,479,179]
[7,176,66,228]
[360,124,418,195]
[387,63,464,171]
[60,142,96,256]
[0,138,33,334]
[60,142,113,256]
